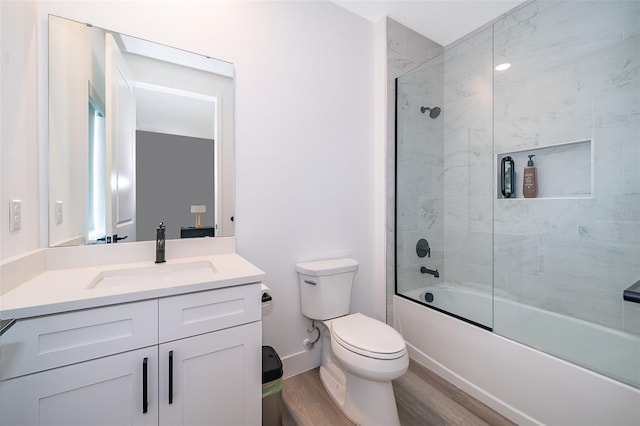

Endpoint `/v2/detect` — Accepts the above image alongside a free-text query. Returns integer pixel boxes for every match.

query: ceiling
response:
[330,0,527,46]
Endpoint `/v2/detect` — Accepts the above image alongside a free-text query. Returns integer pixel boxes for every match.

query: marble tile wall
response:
[396,57,445,297]
[492,0,640,334]
[386,18,443,323]
[389,0,639,336]
[442,26,494,328]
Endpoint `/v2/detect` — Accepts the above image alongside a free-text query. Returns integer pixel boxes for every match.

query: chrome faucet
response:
[155,222,166,263]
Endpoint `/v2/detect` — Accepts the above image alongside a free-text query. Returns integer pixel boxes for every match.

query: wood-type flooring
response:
[282,359,516,426]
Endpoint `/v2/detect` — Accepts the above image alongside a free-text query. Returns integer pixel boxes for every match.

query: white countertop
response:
[0,252,265,319]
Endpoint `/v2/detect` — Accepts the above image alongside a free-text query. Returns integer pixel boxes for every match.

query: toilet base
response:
[319,363,346,407]
[320,362,401,426]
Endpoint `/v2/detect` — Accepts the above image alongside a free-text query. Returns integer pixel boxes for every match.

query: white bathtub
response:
[404,284,640,388]
[395,288,640,425]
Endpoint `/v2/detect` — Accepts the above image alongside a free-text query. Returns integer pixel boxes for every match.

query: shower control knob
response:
[416,239,431,258]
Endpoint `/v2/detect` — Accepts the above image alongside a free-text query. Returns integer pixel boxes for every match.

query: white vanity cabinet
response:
[0,283,261,426]
[157,285,262,426]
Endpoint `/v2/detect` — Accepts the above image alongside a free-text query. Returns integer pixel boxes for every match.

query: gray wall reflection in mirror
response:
[48,15,234,247]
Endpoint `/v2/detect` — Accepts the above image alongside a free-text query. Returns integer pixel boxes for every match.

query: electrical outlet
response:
[55,201,63,225]
[9,200,21,232]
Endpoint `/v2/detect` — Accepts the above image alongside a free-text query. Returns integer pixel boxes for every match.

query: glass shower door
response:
[395,28,495,330]
[491,0,640,389]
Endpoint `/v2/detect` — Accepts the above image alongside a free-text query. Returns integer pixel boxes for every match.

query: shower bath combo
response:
[394,1,639,422]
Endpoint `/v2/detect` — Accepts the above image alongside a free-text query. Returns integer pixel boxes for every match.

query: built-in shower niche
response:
[497,139,592,199]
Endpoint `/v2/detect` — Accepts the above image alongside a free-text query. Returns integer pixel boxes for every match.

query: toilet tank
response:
[296,258,359,320]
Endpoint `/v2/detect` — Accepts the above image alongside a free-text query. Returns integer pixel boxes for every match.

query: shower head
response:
[420,106,441,119]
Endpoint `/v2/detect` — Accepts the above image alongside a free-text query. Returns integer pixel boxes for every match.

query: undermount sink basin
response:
[88,260,217,289]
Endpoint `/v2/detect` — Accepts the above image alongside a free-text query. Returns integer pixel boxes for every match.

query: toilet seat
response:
[331,313,406,360]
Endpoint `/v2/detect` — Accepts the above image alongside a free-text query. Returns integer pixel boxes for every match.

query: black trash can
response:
[262,346,283,426]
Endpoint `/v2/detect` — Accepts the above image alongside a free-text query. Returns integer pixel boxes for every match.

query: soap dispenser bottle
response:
[523,154,538,198]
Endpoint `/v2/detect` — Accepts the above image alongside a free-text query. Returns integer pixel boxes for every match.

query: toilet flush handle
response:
[304,279,317,285]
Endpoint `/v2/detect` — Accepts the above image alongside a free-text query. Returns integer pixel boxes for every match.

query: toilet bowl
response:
[296,258,409,426]
[320,314,408,426]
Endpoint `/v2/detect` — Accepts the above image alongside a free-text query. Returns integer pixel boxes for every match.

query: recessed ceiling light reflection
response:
[495,63,511,71]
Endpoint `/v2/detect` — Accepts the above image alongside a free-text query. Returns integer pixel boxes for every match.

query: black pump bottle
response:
[501,156,515,198]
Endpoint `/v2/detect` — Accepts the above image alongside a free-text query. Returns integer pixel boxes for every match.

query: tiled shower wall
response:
[390,0,640,335]
[386,18,443,324]
[396,56,445,295]
[492,0,640,335]
[442,26,494,311]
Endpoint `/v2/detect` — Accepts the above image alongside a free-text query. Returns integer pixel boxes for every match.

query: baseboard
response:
[281,346,322,380]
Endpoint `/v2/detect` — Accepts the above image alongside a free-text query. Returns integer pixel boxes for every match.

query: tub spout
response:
[420,266,439,278]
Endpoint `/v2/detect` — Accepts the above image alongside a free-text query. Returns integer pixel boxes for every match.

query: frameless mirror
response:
[48,15,234,247]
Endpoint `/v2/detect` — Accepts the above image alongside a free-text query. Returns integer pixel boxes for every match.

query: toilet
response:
[296,258,409,426]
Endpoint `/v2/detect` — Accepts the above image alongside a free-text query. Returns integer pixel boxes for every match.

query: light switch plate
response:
[9,199,21,232]
[55,201,63,225]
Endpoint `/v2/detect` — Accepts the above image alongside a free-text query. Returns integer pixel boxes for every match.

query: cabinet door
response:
[0,347,158,426]
[159,321,261,426]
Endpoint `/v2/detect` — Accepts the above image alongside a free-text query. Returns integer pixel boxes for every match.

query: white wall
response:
[1,0,384,374]
[0,0,41,260]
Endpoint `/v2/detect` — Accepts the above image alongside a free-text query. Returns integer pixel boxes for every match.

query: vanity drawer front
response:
[159,284,260,342]
[0,300,158,380]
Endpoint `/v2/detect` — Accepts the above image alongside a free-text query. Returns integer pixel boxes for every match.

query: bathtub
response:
[395,287,640,425]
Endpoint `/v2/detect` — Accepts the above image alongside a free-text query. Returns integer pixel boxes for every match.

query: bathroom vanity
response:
[0,12,264,425]
[0,240,264,426]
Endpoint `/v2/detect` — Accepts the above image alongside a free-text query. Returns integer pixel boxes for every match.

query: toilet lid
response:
[331,313,406,360]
